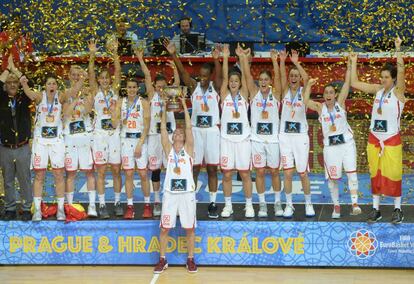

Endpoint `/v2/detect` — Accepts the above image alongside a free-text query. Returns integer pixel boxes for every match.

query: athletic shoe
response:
[153,258,168,274]
[3,210,16,221]
[57,207,66,221]
[124,205,135,220]
[221,204,233,218]
[153,203,161,217]
[143,203,153,218]
[21,211,32,222]
[391,208,404,224]
[32,208,42,221]
[305,203,316,217]
[245,204,255,218]
[207,202,219,219]
[186,258,198,273]
[283,204,295,219]
[87,204,98,217]
[99,204,110,219]
[331,205,341,219]
[114,202,124,217]
[367,209,382,223]
[274,202,284,217]
[258,203,268,218]
[350,204,362,216]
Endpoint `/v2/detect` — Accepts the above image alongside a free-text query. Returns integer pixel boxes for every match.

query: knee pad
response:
[347,172,358,191]
[151,169,161,182]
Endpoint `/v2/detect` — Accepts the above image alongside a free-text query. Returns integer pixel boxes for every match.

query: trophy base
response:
[166,103,183,112]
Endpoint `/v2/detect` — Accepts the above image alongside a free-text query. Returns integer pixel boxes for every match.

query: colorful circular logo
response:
[348,229,378,259]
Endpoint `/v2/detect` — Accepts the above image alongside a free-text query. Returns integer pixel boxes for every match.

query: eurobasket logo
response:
[348,229,378,259]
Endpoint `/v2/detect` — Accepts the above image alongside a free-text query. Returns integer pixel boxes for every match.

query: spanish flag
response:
[367,133,402,197]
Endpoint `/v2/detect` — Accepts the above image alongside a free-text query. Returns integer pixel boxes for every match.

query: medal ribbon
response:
[173,150,180,169]
[126,96,139,120]
[232,93,239,114]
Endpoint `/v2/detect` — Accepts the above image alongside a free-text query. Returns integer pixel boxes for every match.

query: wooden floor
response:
[0,266,413,284]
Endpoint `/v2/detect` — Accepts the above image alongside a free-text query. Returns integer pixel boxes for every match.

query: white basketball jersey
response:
[164,147,195,193]
[149,92,176,135]
[190,82,220,128]
[280,87,308,134]
[221,93,250,142]
[250,90,280,143]
[120,96,144,138]
[34,91,63,140]
[63,95,93,136]
[370,87,404,139]
[93,88,120,135]
[319,102,353,146]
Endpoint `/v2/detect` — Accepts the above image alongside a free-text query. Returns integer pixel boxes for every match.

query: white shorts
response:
[193,126,220,166]
[220,137,251,171]
[121,138,148,170]
[324,139,357,180]
[92,132,121,165]
[279,133,309,173]
[147,134,172,170]
[251,141,280,169]
[31,138,65,170]
[64,135,94,171]
[160,191,197,229]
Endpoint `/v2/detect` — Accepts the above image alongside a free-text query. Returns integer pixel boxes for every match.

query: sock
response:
[373,195,380,210]
[34,197,42,210]
[114,192,121,204]
[245,197,253,207]
[394,197,401,209]
[274,191,281,203]
[65,192,74,204]
[88,190,96,205]
[98,194,105,206]
[127,198,133,206]
[57,197,65,209]
[154,191,161,203]
[285,193,292,205]
[224,197,232,207]
[304,194,312,205]
[209,192,217,203]
[258,193,266,204]
[144,196,150,203]
[351,194,358,205]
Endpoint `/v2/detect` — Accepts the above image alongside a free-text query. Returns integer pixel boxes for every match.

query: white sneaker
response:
[331,205,341,219]
[245,204,255,218]
[32,208,42,221]
[258,203,268,218]
[283,204,295,218]
[305,203,316,217]
[274,202,284,217]
[351,204,362,216]
[57,207,66,221]
[88,204,98,217]
[221,204,233,218]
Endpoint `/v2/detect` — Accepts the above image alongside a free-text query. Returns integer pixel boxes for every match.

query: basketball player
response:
[350,37,406,224]
[302,59,362,219]
[154,90,198,273]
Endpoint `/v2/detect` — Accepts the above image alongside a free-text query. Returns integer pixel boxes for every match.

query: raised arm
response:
[303,78,322,114]
[0,55,13,83]
[62,97,78,119]
[61,69,88,103]
[279,49,288,93]
[163,38,197,92]
[111,98,122,128]
[181,89,193,156]
[337,58,351,108]
[240,44,258,99]
[290,50,309,86]
[212,45,223,91]
[166,60,180,87]
[239,47,249,101]
[134,99,151,159]
[136,48,155,99]
[270,50,282,101]
[350,52,381,95]
[160,102,172,156]
[394,36,406,103]
[109,39,121,93]
[19,76,42,104]
[220,44,230,101]
[88,39,98,93]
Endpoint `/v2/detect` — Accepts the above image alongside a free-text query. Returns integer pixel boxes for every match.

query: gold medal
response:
[203,104,209,112]
[262,111,269,119]
[291,110,295,118]
[330,124,336,132]
[103,107,109,115]
[123,119,128,125]
[233,111,240,119]
[46,115,54,123]
[377,108,382,115]
[173,167,181,175]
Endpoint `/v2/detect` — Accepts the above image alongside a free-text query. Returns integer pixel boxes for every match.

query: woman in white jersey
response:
[279,49,315,218]
[220,44,253,218]
[88,39,122,219]
[303,59,362,219]
[154,91,198,274]
[112,78,150,219]
[163,39,222,219]
[350,37,406,224]
[136,48,178,217]
[63,65,97,217]
[20,74,81,221]
[242,48,282,218]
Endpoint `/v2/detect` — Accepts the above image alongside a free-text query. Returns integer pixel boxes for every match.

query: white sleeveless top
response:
[149,92,176,135]
[221,93,250,142]
[63,95,93,137]
[93,88,120,135]
[120,96,145,138]
[34,91,63,142]
[164,147,195,193]
[370,87,404,140]
[250,90,280,143]
[191,82,220,128]
[319,102,354,146]
[280,87,308,134]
